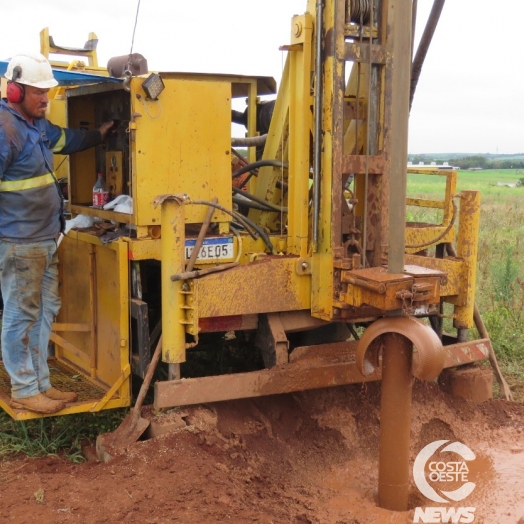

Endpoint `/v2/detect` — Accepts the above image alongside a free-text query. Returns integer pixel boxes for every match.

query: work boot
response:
[10,393,65,414]
[44,387,78,403]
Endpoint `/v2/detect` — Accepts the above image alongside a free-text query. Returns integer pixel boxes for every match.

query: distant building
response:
[407,161,460,171]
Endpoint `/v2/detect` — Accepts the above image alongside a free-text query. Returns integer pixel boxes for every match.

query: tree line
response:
[409,155,524,170]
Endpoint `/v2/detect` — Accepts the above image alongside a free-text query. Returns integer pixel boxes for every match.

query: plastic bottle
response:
[92,173,109,208]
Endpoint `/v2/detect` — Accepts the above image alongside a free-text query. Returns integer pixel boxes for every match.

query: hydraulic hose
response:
[233,196,284,212]
[188,199,275,254]
[232,159,288,179]
[189,199,256,239]
[231,135,268,147]
[232,210,276,254]
[232,186,287,213]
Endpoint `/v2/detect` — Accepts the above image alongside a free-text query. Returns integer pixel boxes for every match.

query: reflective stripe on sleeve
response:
[52,130,67,153]
[0,173,56,192]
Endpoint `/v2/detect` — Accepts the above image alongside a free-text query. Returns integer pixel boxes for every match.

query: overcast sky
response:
[1,0,522,154]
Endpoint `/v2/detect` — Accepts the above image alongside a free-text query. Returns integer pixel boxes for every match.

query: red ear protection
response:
[6,65,24,103]
[6,82,25,103]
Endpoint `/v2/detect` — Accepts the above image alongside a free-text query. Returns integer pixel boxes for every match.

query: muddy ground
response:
[0,381,523,524]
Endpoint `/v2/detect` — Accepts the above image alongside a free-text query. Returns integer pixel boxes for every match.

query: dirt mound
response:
[1,382,523,523]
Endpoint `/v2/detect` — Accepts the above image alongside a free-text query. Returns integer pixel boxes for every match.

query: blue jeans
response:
[0,240,61,399]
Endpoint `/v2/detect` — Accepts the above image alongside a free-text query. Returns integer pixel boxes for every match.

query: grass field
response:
[408,168,524,195]
[407,169,524,400]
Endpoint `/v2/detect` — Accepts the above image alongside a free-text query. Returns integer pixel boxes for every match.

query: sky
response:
[0,0,522,154]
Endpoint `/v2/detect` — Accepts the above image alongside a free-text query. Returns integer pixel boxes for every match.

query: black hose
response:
[190,199,257,240]
[231,110,247,127]
[233,196,280,212]
[232,186,287,213]
[232,159,288,179]
[241,172,288,190]
[240,171,257,187]
[233,211,276,254]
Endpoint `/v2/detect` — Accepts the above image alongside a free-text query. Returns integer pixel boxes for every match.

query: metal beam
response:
[153,337,489,409]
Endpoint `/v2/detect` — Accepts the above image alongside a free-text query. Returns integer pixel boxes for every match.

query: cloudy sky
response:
[1,0,522,154]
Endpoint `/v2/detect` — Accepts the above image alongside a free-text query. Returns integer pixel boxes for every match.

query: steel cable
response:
[349,0,371,25]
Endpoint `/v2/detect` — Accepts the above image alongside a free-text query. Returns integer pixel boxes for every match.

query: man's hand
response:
[99,121,115,140]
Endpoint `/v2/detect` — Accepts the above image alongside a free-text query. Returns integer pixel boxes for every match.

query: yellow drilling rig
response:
[0,0,505,511]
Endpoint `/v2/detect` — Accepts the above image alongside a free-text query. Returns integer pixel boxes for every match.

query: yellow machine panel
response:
[54,233,130,397]
[131,76,232,226]
[65,76,232,229]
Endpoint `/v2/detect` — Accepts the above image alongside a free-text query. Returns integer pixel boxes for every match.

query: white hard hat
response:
[5,53,58,88]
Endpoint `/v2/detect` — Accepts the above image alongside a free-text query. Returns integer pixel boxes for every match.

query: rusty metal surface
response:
[405,254,466,300]
[403,264,446,279]
[442,338,491,368]
[330,0,347,251]
[345,42,387,64]
[340,267,416,311]
[454,191,481,329]
[255,313,289,368]
[405,225,455,254]
[356,316,444,381]
[289,338,490,369]
[343,99,367,121]
[344,23,378,39]
[154,340,380,409]
[341,282,413,310]
[342,155,384,175]
[279,310,330,332]
[194,256,310,317]
[152,334,488,410]
[365,173,386,267]
[343,266,411,284]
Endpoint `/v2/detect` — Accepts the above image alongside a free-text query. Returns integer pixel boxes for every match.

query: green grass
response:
[0,409,126,462]
[407,168,524,195]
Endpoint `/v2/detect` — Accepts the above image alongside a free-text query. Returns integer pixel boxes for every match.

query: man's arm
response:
[46,120,114,155]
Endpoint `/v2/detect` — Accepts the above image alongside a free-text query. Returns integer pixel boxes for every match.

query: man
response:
[0,53,113,414]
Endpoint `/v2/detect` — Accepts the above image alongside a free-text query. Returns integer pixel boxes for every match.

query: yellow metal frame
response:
[311,0,338,320]
[0,396,130,422]
[403,170,480,329]
[40,27,101,69]
[0,361,130,421]
[54,232,131,409]
[405,169,457,253]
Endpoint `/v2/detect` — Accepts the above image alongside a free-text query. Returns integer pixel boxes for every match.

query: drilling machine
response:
[0,0,496,511]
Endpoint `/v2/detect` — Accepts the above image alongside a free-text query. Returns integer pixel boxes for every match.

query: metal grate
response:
[0,358,105,402]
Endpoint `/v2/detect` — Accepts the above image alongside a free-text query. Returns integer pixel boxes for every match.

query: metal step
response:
[0,357,128,420]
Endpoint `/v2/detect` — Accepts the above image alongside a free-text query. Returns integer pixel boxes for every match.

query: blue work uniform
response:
[0,99,103,400]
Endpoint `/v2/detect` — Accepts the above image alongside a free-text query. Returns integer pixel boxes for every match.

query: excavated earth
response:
[0,381,523,523]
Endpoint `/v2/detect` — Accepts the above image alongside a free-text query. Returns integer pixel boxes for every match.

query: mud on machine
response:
[0,0,496,511]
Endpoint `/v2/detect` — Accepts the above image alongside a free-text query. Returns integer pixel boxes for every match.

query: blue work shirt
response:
[0,99,98,242]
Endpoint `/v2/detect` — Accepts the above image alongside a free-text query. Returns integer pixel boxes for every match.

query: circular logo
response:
[413,440,476,503]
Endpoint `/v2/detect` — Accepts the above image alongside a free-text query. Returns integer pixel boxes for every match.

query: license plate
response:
[185,236,234,262]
